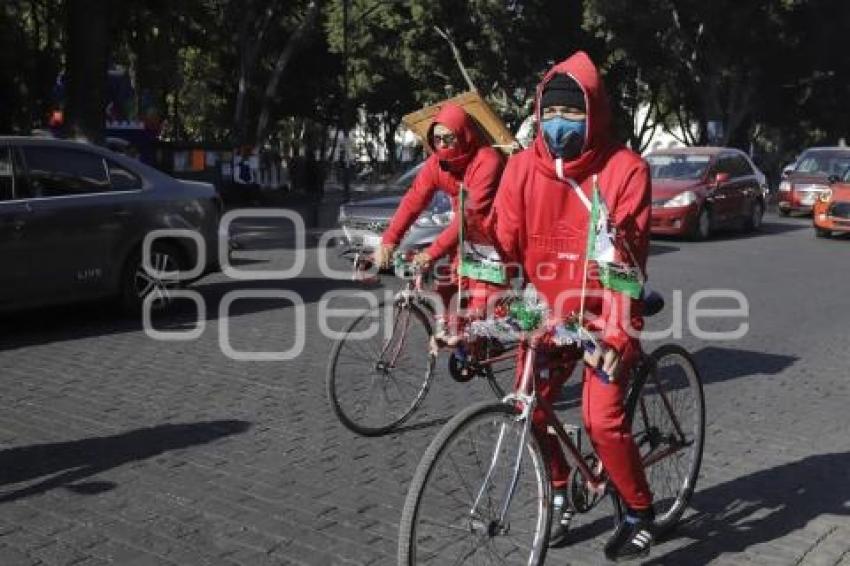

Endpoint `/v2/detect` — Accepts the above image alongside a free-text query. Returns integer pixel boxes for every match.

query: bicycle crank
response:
[567,455,607,513]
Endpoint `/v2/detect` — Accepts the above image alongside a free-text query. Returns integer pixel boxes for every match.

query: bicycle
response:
[398,291,705,565]
[325,247,516,436]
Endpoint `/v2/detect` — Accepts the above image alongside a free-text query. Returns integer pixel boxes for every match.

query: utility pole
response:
[342,0,351,200]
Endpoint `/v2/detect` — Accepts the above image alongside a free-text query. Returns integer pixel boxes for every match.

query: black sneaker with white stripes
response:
[603,507,655,562]
[548,490,574,547]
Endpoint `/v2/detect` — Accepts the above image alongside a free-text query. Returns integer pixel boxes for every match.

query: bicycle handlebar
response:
[465,313,613,383]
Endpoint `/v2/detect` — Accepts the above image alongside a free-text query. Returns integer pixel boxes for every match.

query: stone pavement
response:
[0,213,848,565]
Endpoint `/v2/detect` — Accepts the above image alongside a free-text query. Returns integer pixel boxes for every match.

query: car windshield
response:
[646,154,712,180]
[795,152,850,177]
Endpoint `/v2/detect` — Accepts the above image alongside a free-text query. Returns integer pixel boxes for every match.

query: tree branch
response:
[433,25,477,92]
[254,0,323,147]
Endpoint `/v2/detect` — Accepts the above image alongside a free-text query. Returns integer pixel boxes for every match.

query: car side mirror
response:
[827,174,840,184]
[714,172,730,185]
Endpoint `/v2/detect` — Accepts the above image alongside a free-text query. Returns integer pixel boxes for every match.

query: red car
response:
[646,147,767,240]
[778,147,850,216]
[812,167,850,238]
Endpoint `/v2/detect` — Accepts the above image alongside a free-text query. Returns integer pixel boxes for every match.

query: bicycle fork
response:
[469,346,537,535]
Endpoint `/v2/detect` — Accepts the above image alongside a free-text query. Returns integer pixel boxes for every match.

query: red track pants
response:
[518,340,653,511]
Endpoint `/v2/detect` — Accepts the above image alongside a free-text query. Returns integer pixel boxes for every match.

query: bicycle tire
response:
[482,338,518,399]
[626,344,705,534]
[399,401,552,566]
[326,301,435,436]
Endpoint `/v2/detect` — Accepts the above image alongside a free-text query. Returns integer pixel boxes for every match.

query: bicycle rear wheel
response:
[326,301,434,436]
[399,402,551,566]
[626,344,705,533]
[482,338,518,399]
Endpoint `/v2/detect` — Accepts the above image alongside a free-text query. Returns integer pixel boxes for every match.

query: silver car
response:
[337,162,454,252]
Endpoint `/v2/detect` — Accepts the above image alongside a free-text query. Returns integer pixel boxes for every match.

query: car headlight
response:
[415,210,454,227]
[663,191,698,208]
[819,189,833,202]
[778,181,791,193]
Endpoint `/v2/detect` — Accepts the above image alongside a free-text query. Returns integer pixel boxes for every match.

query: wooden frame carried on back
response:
[402,91,519,156]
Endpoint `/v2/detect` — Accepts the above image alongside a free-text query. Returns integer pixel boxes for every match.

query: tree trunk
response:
[384,114,400,168]
[64,0,108,142]
[233,3,278,147]
[233,4,257,148]
[254,0,321,148]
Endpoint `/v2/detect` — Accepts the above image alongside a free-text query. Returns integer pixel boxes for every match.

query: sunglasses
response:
[432,133,457,145]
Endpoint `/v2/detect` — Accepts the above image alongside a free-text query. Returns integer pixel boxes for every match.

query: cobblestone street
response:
[1,213,849,565]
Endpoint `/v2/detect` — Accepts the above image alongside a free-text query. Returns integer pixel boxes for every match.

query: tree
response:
[0,0,66,134]
[65,0,109,141]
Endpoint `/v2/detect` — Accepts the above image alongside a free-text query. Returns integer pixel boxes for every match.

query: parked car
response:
[336,162,453,252]
[646,147,766,240]
[0,137,221,313]
[778,147,850,216]
[812,165,850,238]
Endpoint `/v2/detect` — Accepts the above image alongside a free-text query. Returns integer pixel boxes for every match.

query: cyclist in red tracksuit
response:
[489,51,655,561]
[374,103,506,335]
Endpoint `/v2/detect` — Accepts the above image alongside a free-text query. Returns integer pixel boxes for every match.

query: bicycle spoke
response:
[329,303,434,433]
[405,406,546,566]
[631,347,704,529]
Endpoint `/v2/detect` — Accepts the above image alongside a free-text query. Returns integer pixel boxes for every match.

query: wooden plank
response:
[402,91,519,156]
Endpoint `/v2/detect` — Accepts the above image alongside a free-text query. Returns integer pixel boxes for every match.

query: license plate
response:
[800,194,816,205]
[362,234,382,248]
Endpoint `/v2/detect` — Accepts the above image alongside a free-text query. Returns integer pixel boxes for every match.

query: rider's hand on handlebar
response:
[372,243,396,270]
[583,345,621,382]
[411,251,432,270]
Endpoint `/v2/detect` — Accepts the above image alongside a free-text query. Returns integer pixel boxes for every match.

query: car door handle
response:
[113,208,132,217]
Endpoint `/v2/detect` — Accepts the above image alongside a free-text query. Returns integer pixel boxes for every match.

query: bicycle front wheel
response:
[326,301,434,436]
[626,344,705,533]
[399,402,551,566]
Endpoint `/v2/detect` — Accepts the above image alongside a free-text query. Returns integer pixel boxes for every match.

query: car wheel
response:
[778,208,790,217]
[745,200,764,232]
[120,242,185,315]
[692,207,712,241]
[815,227,831,239]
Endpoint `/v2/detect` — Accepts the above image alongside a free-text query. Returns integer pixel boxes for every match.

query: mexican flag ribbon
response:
[585,185,643,299]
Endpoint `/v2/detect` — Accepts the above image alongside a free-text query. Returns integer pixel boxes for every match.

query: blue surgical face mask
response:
[541,116,586,159]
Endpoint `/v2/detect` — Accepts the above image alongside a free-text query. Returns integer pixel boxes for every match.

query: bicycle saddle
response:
[642,287,665,317]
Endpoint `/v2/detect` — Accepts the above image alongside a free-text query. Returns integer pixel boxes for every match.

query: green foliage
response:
[1,0,848,179]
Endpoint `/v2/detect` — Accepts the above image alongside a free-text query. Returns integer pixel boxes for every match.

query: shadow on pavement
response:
[551,346,798,413]
[651,218,808,243]
[649,242,681,257]
[710,219,809,241]
[0,276,370,352]
[0,420,251,503]
[691,346,799,385]
[647,451,850,564]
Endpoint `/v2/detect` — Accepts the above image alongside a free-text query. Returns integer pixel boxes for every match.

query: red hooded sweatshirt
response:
[381,103,504,260]
[490,51,651,354]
